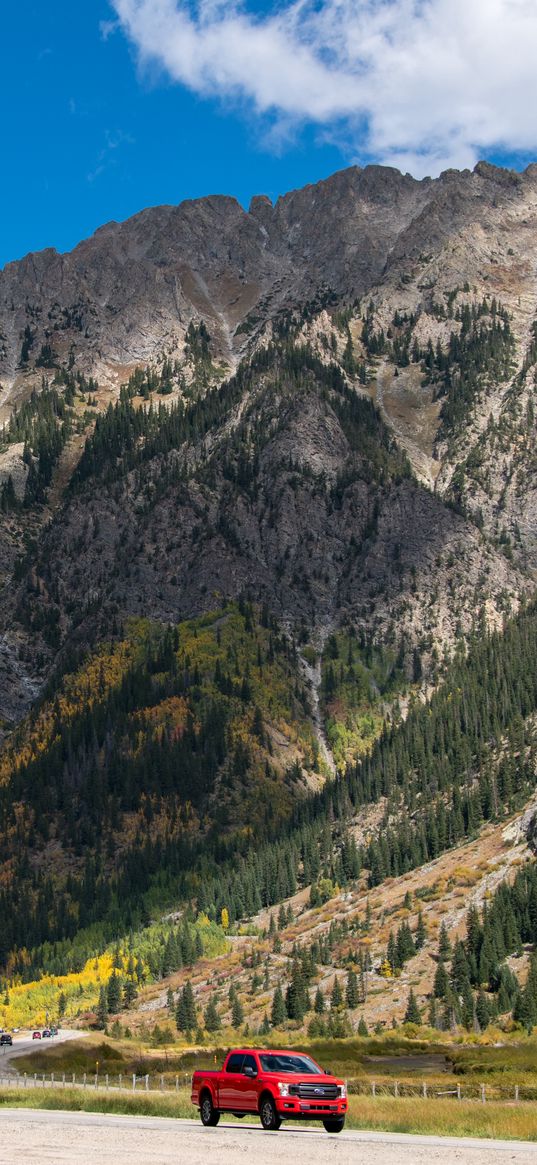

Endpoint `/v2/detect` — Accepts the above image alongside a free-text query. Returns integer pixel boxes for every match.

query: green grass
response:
[0,1088,535,1142]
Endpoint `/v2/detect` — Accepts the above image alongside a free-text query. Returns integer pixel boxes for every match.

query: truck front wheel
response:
[323,1117,345,1133]
[259,1094,281,1131]
[200,1091,220,1127]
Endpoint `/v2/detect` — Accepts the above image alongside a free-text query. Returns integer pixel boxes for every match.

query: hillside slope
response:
[1,162,537,1033]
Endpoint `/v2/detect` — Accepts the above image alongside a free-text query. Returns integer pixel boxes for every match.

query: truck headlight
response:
[339,1083,347,1099]
[277,1083,290,1097]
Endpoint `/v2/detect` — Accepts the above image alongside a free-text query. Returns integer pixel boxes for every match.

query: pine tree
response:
[331,976,343,1010]
[204,996,222,1032]
[451,941,471,991]
[404,989,421,1025]
[286,961,309,1021]
[231,994,244,1029]
[346,969,359,1008]
[415,911,427,950]
[387,931,398,972]
[107,972,122,1015]
[123,980,138,1009]
[438,923,452,961]
[433,961,449,999]
[461,982,475,1031]
[96,986,108,1030]
[314,987,325,1014]
[357,1016,368,1036]
[515,950,537,1032]
[176,980,197,1032]
[428,998,439,1028]
[396,920,415,965]
[475,990,490,1031]
[271,985,287,1028]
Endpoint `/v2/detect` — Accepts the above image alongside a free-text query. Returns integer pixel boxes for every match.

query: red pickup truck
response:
[191,1048,347,1133]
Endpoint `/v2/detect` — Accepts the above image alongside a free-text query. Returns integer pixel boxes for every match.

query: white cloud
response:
[110,0,537,176]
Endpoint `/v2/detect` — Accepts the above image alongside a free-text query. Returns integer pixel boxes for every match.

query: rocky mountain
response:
[0,161,535,385]
[3,161,537,1034]
[2,161,537,724]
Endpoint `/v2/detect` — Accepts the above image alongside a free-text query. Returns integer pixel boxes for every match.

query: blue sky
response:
[3,0,537,269]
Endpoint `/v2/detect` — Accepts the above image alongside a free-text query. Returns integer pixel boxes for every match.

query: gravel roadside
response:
[0,1110,535,1165]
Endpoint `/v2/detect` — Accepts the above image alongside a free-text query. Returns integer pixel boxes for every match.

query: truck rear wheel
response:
[200,1091,220,1127]
[323,1117,345,1133]
[259,1095,281,1131]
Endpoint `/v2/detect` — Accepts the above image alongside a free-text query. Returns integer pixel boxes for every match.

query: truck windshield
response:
[258,1053,322,1074]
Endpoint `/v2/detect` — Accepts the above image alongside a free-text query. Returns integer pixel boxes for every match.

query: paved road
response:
[0,1110,535,1165]
[0,1029,86,1073]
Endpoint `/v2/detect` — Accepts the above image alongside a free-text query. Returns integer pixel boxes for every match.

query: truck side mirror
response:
[243,1065,257,1077]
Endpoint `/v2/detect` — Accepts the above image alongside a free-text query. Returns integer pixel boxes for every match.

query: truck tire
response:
[200,1091,220,1127]
[323,1118,345,1133]
[259,1094,282,1131]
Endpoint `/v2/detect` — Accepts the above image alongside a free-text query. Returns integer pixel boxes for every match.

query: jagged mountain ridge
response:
[1,160,537,389]
[2,160,537,723]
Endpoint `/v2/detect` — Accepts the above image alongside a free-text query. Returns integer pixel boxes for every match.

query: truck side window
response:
[226,1054,245,1073]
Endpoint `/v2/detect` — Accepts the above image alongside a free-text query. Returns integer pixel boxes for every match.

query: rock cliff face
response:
[2,162,536,387]
[2,160,537,723]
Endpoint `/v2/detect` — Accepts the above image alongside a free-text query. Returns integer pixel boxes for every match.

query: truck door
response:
[239,1053,259,1110]
[219,1052,245,1109]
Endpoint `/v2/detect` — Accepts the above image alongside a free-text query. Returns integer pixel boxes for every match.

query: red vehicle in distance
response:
[191,1048,347,1133]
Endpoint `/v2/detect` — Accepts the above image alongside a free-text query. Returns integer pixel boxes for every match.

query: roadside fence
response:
[0,1071,192,1094]
[347,1078,537,1103]
[0,1072,536,1104]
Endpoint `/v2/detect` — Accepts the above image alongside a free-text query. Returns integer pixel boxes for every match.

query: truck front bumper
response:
[276,1098,347,1119]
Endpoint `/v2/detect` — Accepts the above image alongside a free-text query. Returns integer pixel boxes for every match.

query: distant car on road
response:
[42,1029,51,1038]
[49,1027,58,1036]
[32,1031,41,1040]
[0,1034,12,1046]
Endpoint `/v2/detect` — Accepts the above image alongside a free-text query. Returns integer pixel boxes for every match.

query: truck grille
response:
[289,1083,339,1100]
